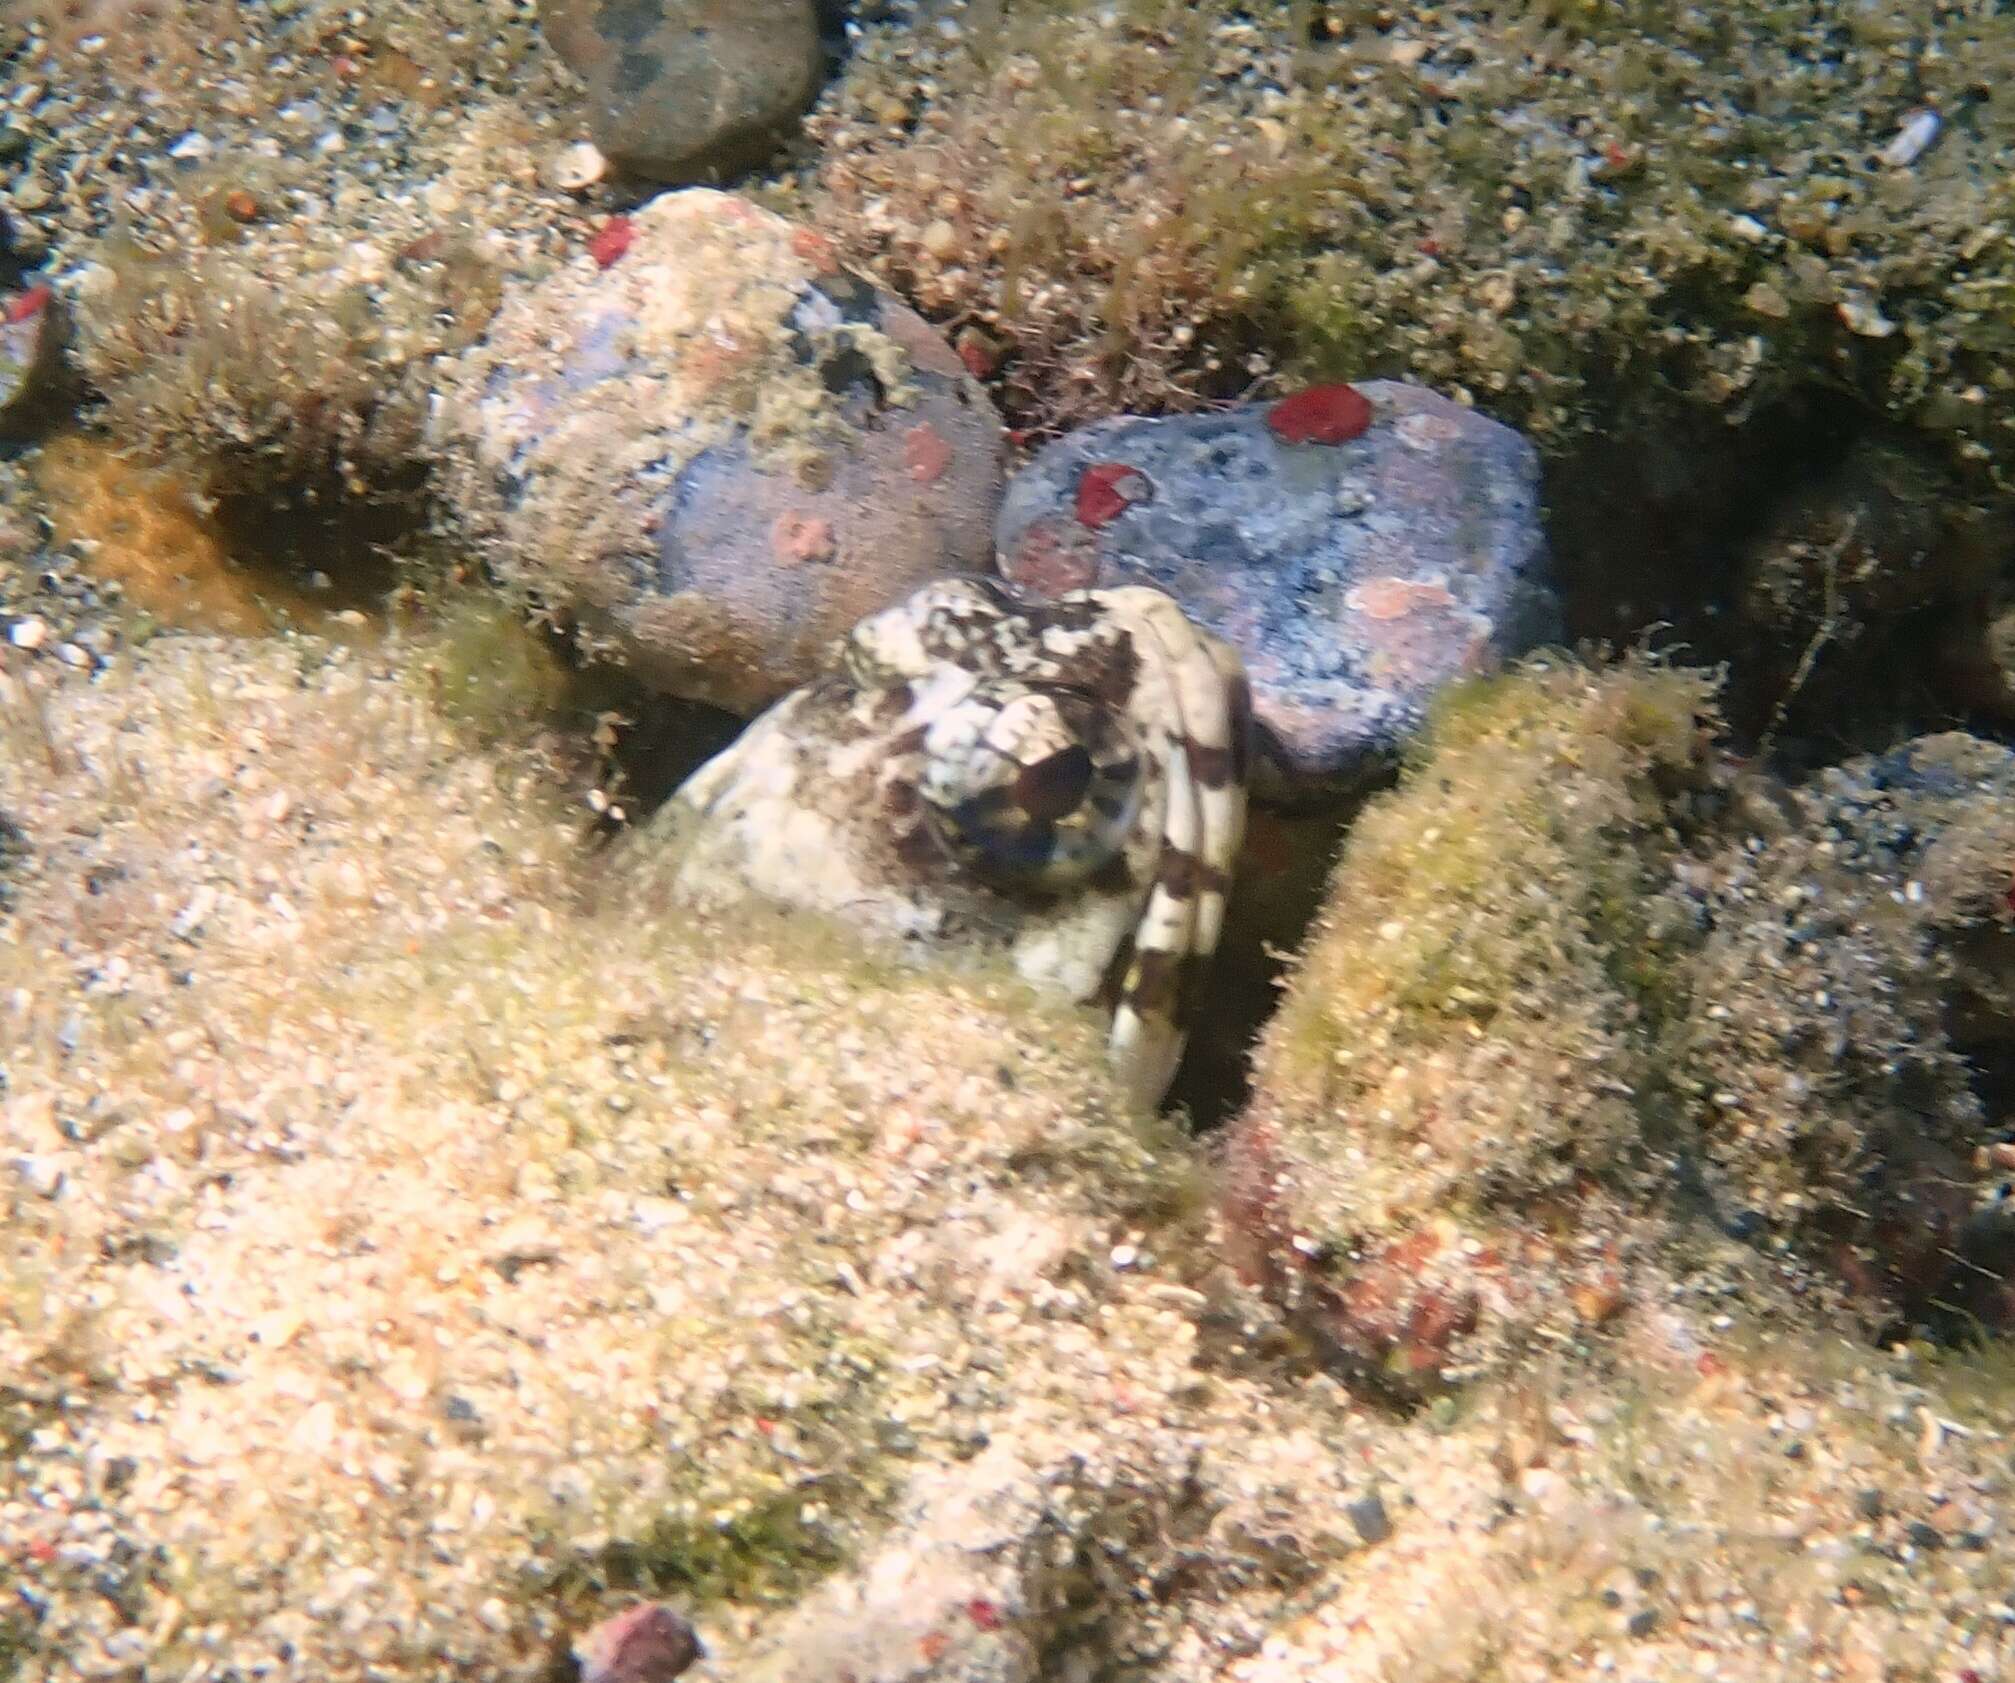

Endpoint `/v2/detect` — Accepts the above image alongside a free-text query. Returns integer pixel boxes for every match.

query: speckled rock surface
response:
[1672,731,2015,1334]
[433,188,1005,713]
[995,382,1557,802]
[540,0,822,183]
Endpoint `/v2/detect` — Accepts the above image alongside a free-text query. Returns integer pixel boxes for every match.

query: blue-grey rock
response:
[995,382,1558,802]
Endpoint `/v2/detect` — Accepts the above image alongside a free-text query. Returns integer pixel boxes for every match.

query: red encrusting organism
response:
[1266,382,1374,445]
[5,283,51,325]
[1074,461,1147,527]
[589,215,635,270]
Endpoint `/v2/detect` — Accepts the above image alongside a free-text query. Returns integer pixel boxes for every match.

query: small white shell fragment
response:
[1878,108,1940,169]
[548,140,607,193]
[1836,294,1896,339]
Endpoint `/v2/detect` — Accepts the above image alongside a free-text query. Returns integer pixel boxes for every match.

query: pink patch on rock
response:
[1344,576,1457,622]
[770,511,837,565]
[590,215,635,269]
[789,226,839,274]
[903,422,954,484]
[1266,383,1374,446]
[1074,462,1150,528]
[1001,515,1100,597]
[573,1602,702,1683]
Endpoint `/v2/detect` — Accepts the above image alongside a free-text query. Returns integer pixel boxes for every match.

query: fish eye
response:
[916,686,1141,889]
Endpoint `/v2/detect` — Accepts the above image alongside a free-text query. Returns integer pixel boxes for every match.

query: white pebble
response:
[8,615,47,649]
[547,140,607,193]
[1879,108,1940,169]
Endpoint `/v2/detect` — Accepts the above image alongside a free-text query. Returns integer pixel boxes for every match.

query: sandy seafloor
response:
[5,2,2015,1680]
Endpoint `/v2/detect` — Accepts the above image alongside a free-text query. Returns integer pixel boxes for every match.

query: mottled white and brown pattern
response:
[662,576,1251,1104]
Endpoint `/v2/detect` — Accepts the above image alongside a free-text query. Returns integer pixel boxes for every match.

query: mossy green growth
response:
[413,589,575,743]
[1225,657,1717,1390]
[1259,656,1714,1242]
[528,1354,896,1617]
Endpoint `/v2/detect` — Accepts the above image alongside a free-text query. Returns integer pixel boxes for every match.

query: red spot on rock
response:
[965,1598,1003,1632]
[1074,462,1149,528]
[770,512,837,565]
[903,422,953,484]
[918,1631,950,1664]
[5,283,50,325]
[26,1537,55,1564]
[1266,383,1374,446]
[590,215,635,270]
[955,327,1000,379]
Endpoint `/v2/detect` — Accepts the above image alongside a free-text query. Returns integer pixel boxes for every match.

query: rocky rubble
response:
[1232,664,2015,1395]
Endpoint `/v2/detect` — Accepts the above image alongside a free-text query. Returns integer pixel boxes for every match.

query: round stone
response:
[996,382,1560,802]
[539,0,822,185]
[432,189,1005,714]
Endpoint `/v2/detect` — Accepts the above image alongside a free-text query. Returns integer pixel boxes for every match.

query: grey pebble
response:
[1347,1492,1392,1545]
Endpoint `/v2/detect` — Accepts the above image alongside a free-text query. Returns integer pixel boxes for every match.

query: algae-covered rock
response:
[1232,663,2015,1394]
[1734,437,2011,743]
[434,188,1005,714]
[1228,659,1718,1393]
[28,0,564,509]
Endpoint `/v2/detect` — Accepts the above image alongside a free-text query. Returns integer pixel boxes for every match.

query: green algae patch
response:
[1233,657,2015,1396]
[1230,656,1718,1391]
[1263,657,1712,1190]
[414,588,578,743]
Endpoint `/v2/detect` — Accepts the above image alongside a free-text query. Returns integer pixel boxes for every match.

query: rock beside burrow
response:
[1734,435,2010,744]
[1225,659,1716,1397]
[0,281,63,428]
[432,188,1005,714]
[539,0,823,184]
[1228,660,2015,1398]
[995,381,1559,803]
